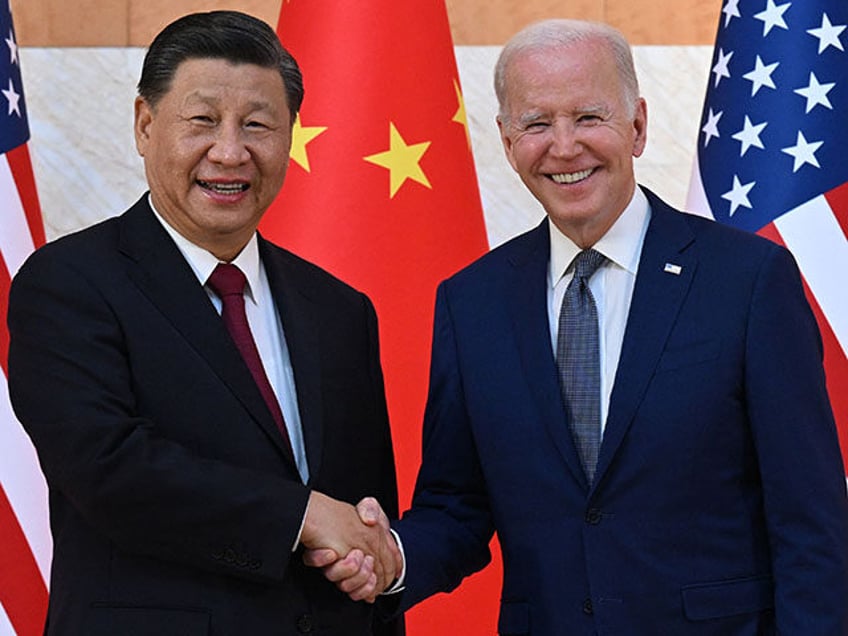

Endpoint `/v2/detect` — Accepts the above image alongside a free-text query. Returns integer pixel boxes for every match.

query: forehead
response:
[166,58,287,106]
[502,41,620,110]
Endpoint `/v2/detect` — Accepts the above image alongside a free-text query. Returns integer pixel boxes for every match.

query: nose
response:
[548,120,582,159]
[207,123,251,166]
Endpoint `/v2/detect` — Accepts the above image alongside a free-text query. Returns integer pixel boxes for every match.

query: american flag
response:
[0,0,49,633]
[687,0,848,472]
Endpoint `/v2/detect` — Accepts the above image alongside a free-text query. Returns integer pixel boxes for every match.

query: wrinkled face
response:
[497,39,647,247]
[134,58,292,261]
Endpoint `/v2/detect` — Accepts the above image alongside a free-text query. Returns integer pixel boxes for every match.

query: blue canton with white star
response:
[1,0,29,155]
[698,0,848,232]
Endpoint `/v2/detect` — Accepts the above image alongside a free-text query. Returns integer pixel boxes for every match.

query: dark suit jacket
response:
[392,188,848,635]
[8,196,403,636]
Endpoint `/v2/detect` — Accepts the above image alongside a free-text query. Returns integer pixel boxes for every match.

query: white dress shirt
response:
[149,201,309,484]
[547,187,651,432]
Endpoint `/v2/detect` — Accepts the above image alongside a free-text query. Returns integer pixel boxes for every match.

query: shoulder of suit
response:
[257,235,371,303]
[643,187,782,259]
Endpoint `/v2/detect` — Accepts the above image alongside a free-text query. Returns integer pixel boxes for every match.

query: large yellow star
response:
[290,115,328,172]
[364,122,432,198]
[452,79,472,150]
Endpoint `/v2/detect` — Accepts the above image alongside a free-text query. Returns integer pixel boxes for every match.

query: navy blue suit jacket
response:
[394,189,848,635]
[8,196,402,636]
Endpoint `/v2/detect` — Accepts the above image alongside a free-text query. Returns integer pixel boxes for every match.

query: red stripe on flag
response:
[6,144,45,250]
[759,223,848,469]
[0,485,48,635]
[805,282,848,469]
[0,250,10,376]
[824,181,848,239]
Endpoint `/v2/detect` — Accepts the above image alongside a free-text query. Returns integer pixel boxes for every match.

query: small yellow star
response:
[452,79,472,150]
[290,115,328,172]
[364,122,432,198]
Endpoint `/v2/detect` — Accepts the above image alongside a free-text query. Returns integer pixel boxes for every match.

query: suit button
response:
[296,614,313,633]
[585,508,602,524]
[583,598,594,615]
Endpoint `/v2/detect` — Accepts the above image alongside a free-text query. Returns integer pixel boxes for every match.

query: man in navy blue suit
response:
[308,19,848,634]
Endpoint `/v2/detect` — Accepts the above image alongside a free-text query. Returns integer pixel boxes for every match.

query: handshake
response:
[300,492,401,603]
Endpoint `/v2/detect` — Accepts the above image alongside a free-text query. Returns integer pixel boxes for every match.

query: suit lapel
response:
[593,192,698,488]
[117,198,297,465]
[259,239,325,482]
[507,220,590,487]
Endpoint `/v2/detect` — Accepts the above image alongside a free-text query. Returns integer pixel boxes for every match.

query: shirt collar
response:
[148,194,262,304]
[548,186,651,287]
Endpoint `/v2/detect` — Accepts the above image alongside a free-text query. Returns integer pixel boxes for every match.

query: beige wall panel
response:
[128,0,282,46]
[606,0,721,44]
[446,0,603,45]
[11,0,722,47]
[12,0,129,46]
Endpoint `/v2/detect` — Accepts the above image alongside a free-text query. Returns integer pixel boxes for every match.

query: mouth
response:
[197,180,250,195]
[550,168,594,185]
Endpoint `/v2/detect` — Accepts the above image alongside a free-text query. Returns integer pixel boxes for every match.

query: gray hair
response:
[494,19,640,121]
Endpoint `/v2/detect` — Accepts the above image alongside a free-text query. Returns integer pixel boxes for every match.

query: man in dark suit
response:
[8,11,402,636]
[309,19,848,634]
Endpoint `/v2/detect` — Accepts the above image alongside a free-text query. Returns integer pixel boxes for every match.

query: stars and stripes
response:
[0,0,49,634]
[688,0,848,472]
[694,1,848,231]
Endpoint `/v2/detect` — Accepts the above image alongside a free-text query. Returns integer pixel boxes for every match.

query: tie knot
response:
[207,263,246,298]
[573,249,606,281]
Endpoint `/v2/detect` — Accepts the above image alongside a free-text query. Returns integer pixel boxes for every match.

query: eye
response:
[189,114,215,125]
[578,114,603,125]
[245,119,270,130]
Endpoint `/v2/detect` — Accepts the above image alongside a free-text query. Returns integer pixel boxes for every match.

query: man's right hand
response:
[300,492,400,601]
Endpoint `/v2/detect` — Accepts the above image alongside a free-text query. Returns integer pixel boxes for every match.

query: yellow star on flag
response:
[364,122,431,198]
[290,115,328,172]
[452,79,472,150]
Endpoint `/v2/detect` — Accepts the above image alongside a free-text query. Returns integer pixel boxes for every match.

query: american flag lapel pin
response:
[664,263,683,275]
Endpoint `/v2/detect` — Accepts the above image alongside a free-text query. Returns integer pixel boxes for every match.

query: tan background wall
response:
[11,0,721,47]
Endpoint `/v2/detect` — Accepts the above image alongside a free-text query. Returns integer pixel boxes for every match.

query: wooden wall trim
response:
[11,0,721,48]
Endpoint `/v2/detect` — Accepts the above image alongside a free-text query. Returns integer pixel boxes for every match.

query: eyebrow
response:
[574,103,610,116]
[516,112,548,126]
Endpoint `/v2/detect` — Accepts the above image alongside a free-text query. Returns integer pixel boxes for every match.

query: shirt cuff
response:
[381,528,406,595]
[293,496,309,552]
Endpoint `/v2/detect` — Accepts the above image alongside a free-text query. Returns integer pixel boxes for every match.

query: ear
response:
[632,97,648,158]
[496,115,520,173]
[134,96,153,157]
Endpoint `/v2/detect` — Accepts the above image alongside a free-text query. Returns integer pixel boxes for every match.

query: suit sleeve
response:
[745,244,848,633]
[7,246,311,583]
[392,281,494,611]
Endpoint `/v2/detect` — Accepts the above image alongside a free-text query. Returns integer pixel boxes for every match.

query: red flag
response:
[687,1,848,472]
[0,0,50,633]
[267,1,496,633]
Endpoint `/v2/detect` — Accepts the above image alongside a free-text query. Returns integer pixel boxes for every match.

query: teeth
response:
[198,180,248,193]
[551,169,593,184]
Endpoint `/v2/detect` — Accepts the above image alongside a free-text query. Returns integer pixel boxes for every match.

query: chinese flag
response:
[266,1,497,633]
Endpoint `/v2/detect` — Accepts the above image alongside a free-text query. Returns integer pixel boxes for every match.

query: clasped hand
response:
[300,492,399,603]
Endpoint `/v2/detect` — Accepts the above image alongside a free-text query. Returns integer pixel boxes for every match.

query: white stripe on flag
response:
[0,601,15,636]
[775,195,848,360]
[0,154,36,277]
[685,154,717,221]
[0,370,51,582]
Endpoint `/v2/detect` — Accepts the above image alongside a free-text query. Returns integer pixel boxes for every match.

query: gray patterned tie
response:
[557,249,606,484]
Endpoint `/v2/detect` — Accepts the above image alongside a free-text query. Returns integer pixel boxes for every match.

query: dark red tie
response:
[207,263,292,455]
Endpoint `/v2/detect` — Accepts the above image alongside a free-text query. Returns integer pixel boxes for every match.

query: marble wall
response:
[21,45,713,248]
